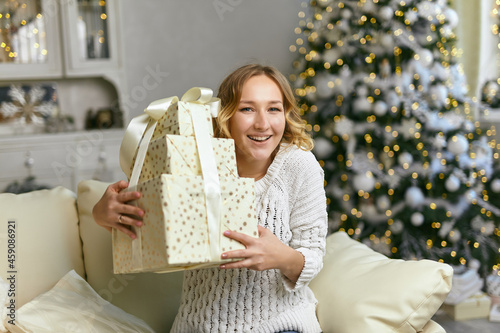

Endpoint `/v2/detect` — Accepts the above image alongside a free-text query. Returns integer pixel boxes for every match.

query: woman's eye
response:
[269,107,282,112]
[239,107,252,112]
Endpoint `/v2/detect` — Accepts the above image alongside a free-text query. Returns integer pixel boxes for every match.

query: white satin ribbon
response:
[190,107,222,261]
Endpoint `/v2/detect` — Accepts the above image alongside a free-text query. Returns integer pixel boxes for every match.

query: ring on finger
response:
[118,214,123,223]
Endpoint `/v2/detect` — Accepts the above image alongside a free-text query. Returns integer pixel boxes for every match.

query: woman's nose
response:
[254,110,269,129]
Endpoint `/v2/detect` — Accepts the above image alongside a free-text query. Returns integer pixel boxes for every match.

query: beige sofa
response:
[0,180,453,332]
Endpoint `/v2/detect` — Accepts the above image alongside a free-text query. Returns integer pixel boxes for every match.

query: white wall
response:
[119,0,304,119]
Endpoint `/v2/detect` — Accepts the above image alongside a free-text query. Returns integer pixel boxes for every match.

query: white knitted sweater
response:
[170,145,327,333]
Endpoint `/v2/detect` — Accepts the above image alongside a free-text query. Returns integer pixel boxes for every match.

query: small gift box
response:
[120,87,219,180]
[151,100,214,139]
[442,293,492,321]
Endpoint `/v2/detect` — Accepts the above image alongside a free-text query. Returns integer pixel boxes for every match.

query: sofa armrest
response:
[0,187,85,307]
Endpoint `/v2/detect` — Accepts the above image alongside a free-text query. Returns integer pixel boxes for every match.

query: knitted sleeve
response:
[282,150,328,291]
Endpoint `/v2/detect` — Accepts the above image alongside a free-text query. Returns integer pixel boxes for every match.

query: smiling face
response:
[229,74,286,174]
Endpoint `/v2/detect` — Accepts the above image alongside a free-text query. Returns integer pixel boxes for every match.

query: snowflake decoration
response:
[0,85,55,125]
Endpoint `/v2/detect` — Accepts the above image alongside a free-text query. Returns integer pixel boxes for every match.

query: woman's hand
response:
[220,225,304,284]
[92,180,144,239]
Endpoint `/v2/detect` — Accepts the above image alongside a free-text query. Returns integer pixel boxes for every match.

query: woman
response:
[93,64,327,332]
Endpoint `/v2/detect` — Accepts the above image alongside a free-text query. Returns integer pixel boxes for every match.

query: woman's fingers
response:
[219,258,249,270]
[222,230,253,245]
[219,225,291,272]
[92,180,145,239]
[117,189,141,203]
[117,201,144,220]
[117,212,143,227]
[221,249,246,260]
[113,221,138,239]
[110,180,129,192]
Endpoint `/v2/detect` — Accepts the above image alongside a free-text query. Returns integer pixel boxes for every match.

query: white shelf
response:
[0,129,126,192]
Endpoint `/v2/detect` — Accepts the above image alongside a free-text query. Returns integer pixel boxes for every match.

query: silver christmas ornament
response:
[379,33,394,48]
[411,212,425,227]
[417,49,434,68]
[444,174,461,192]
[353,172,376,192]
[491,179,500,193]
[353,97,372,113]
[447,135,468,155]
[379,6,394,21]
[465,189,477,203]
[390,219,404,234]
[405,10,418,24]
[376,195,391,210]
[356,85,369,97]
[322,48,340,64]
[315,75,336,99]
[373,100,388,116]
[341,8,352,19]
[405,186,425,208]
[334,117,354,137]
[397,152,413,167]
[313,137,335,159]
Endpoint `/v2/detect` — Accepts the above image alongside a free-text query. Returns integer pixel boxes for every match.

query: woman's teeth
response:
[248,136,271,142]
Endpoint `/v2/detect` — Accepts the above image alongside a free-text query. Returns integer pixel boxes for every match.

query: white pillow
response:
[309,232,453,333]
[2,270,154,333]
[0,187,85,307]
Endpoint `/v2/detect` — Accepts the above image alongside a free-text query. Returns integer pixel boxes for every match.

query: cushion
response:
[0,187,85,307]
[418,319,446,333]
[309,232,452,333]
[2,270,154,333]
[77,180,184,333]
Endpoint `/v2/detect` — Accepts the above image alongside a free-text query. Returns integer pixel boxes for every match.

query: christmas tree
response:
[291,0,500,277]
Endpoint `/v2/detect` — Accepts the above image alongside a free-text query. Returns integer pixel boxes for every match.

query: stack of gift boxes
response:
[113,93,258,274]
[442,265,500,322]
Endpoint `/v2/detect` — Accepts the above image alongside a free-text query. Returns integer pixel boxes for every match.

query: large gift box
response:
[113,87,258,274]
[442,293,492,321]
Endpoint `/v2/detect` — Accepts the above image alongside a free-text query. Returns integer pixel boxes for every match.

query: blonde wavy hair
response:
[215,64,314,151]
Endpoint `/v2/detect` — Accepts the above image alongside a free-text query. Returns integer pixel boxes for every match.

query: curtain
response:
[452,0,499,120]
